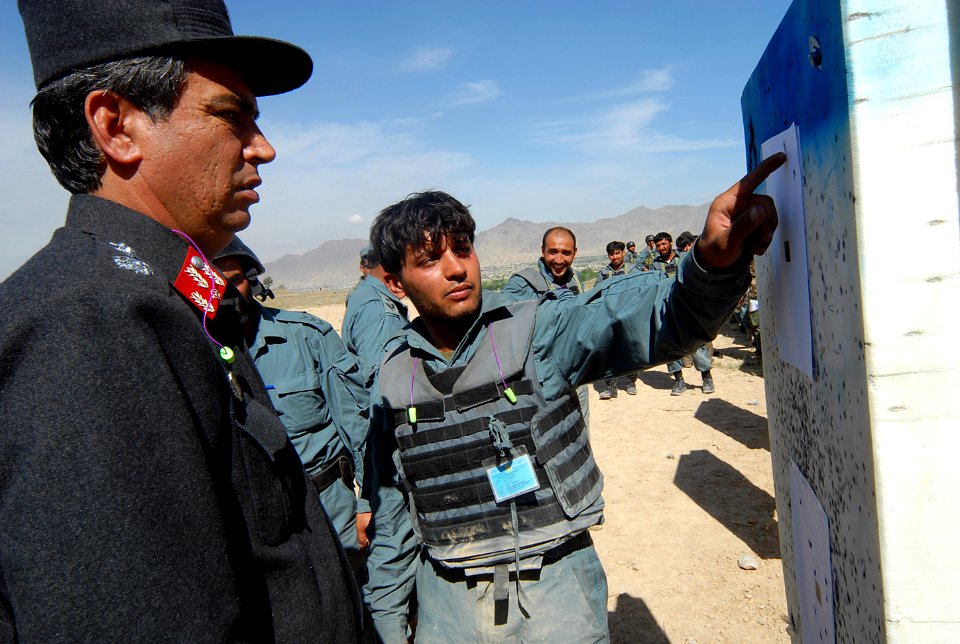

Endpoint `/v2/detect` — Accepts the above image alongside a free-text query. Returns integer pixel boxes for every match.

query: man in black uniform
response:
[0,1,361,640]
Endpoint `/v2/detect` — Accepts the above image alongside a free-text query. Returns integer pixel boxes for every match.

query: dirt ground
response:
[288,289,790,643]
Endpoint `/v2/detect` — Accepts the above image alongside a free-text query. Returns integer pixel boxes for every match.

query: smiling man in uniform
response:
[502,226,584,297]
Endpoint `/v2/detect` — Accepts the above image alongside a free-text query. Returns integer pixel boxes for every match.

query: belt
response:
[543,530,592,561]
[311,450,354,494]
[430,531,595,582]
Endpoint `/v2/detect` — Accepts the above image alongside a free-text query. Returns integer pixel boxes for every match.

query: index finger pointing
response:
[730,151,787,198]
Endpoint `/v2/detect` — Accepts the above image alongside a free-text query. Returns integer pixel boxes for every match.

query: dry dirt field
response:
[276,287,791,643]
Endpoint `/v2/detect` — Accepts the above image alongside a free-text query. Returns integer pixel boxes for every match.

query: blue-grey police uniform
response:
[650,252,713,374]
[501,257,584,298]
[638,247,656,270]
[250,306,370,558]
[343,276,418,644]
[500,258,590,429]
[369,249,750,642]
[343,276,409,386]
[592,261,642,394]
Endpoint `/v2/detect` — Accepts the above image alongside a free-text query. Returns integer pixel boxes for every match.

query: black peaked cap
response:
[18,0,312,96]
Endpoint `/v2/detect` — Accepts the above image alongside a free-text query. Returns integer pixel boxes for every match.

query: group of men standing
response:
[518,228,717,400]
[0,0,785,641]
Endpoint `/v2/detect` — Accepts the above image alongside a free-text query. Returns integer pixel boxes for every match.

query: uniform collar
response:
[367,275,408,312]
[249,303,289,354]
[65,194,196,285]
[65,194,242,342]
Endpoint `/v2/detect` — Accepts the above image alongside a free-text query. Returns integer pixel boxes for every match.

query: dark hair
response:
[653,231,673,244]
[370,190,476,274]
[365,249,382,270]
[605,240,626,254]
[541,226,577,250]
[31,56,188,194]
[676,232,695,249]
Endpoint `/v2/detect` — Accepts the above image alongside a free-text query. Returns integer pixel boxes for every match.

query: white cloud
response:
[238,117,475,263]
[530,98,737,154]
[399,46,455,72]
[451,80,501,106]
[560,66,675,103]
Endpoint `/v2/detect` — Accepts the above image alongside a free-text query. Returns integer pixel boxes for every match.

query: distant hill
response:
[266,238,367,290]
[264,203,708,289]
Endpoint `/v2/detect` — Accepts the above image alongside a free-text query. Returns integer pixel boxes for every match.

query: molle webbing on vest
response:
[389,379,536,427]
[419,501,569,546]
[528,394,581,463]
[396,403,539,453]
[412,468,552,513]
[529,391,603,519]
[401,432,538,481]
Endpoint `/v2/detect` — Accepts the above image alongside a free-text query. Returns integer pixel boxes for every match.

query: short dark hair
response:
[541,226,577,250]
[365,248,382,270]
[653,231,673,244]
[31,56,188,194]
[605,240,626,255]
[370,190,476,274]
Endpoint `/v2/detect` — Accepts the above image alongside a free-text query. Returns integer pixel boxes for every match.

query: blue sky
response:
[0,1,792,277]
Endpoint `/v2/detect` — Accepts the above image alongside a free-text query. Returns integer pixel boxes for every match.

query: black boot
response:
[670,371,686,396]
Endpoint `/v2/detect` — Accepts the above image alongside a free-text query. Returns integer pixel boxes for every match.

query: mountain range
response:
[264,203,709,289]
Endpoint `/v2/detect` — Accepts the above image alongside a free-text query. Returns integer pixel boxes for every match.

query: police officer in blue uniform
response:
[366,167,783,642]
[0,1,361,640]
[342,246,419,643]
[651,231,716,395]
[594,240,642,399]
[501,226,585,297]
[215,238,372,566]
[501,226,591,431]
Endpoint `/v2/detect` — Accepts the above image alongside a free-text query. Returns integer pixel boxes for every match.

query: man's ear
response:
[383,271,406,300]
[84,90,147,167]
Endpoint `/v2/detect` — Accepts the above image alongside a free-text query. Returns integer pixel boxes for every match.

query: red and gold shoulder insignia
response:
[173,247,226,319]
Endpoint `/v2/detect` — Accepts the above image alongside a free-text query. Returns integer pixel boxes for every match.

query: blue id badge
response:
[483,446,540,503]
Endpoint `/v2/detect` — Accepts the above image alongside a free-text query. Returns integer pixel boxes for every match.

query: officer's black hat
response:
[18,0,312,96]
[216,236,274,301]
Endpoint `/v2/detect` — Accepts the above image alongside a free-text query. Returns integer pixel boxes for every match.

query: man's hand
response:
[696,152,786,270]
[356,511,372,551]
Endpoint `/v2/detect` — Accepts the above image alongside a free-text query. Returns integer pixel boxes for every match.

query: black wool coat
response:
[0,195,361,641]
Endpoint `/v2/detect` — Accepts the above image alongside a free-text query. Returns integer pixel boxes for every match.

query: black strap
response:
[397,404,538,451]
[389,380,535,427]
[531,396,584,465]
[311,450,354,494]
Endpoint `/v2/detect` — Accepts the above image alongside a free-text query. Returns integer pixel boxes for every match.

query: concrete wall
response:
[741,1,960,641]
